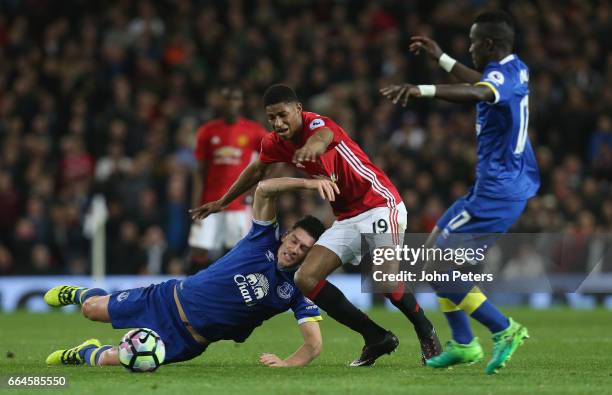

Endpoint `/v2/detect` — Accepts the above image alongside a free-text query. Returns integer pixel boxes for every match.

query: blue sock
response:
[443,310,474,344]
[441,289,510,335]
[75,288,108,305]
[79,345,98,365]
[81,345,112,366]
[471,300,509,334]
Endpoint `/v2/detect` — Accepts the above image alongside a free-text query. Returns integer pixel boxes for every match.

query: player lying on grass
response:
[44,177,337,368]
[381,11,537,374]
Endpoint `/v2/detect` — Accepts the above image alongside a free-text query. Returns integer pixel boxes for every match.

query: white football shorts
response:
[188,209,252,250]
[315,202,407,265]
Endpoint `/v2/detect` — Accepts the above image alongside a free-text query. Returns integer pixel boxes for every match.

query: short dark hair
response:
[262,84,299,107]
[474,10,515,50]
[292,215,326,241]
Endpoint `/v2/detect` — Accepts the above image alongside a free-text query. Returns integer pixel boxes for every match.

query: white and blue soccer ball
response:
[118,328,165,372]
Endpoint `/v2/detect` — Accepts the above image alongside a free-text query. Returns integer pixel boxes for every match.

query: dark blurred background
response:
[0,0,610,277]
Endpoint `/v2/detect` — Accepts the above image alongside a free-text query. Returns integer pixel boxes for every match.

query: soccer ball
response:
[118,328,165,372]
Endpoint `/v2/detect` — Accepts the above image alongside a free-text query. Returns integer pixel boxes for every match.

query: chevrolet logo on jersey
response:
[234,273,270,306]
[213,146,243,165]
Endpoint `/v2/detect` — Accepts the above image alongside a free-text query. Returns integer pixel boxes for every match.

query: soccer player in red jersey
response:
[191,84,441,366]
[189,86,268,272]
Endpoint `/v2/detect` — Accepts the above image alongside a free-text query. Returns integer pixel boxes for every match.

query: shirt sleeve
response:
[193,125,209,161]
[245,219,281,242]
[475,67,513,105]
[259,134,286,164]
[291,295,323,325]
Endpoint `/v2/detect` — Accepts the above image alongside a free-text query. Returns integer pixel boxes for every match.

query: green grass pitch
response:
[1,308,611,394]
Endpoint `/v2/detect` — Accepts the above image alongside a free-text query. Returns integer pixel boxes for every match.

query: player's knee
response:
[81,298,103,321]
[81,298,94,320]
[294,267,319,294]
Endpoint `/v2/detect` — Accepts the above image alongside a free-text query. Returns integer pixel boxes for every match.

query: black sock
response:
[308,280,387,344]
[385,283,433,338]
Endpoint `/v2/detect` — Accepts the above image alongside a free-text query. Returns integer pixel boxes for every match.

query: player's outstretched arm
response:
[409,36,482,84]
[260,321,322,367]
[253,178,339,222]
[380,83,495,106]
[190,159,269,220]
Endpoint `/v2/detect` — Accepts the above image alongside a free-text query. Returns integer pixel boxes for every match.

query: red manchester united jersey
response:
[194,118,268,211]
[259,111,402,220]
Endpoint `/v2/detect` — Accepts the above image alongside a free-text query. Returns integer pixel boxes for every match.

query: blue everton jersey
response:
[473,54,540,201]
[177,220,322,342]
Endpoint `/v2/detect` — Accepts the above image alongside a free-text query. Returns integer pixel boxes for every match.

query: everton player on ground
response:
[43,177,335,368]
[381,11,539,374]
[189,85,268,272]
[191,84,441,366]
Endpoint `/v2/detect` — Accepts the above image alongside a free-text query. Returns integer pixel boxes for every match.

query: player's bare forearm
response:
[381,83,494,106]
[261,321,322,367]
[449,63,482,84]
[286,321,322,366]
[253,178,339,221]
[220,159,269,207]
[253,178,307,222]
[256,178,308,197]
[293,128,333,163]
[191,159,269,220]
[283,342,321,367]
[433,84,494,103]
[409,36,481,84]
[308,128,333,149]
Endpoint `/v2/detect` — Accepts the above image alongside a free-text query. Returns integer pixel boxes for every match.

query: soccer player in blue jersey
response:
[381,10,539,374]
[43,177,339,368]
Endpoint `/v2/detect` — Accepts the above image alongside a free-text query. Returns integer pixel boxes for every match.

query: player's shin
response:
[439,286,509,334]
[384,282,433,337]
[437,297,474,344]
[307,280,387,344]
[80,345,115,366]
[76,288,108,305]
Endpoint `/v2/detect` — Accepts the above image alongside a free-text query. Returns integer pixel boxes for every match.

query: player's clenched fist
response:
[189,200,225,220]
[380,84,421,107]
[409,36,443,59]
[260,353,288,367]
[305,179,340,202]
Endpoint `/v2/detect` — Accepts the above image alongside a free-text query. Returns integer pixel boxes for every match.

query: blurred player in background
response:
[43,177,336,368]
[381,10,539,374]
[192,84,441,366]
[189,85,268,273]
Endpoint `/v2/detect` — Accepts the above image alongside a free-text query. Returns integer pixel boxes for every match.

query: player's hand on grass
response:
[409,36,443,59]
[380,84,421,107]
[189,200,225,220]
[260,353,288,367]
[305,179,340,202]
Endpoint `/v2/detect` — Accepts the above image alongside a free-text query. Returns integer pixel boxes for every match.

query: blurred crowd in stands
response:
[0,0,610,277]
